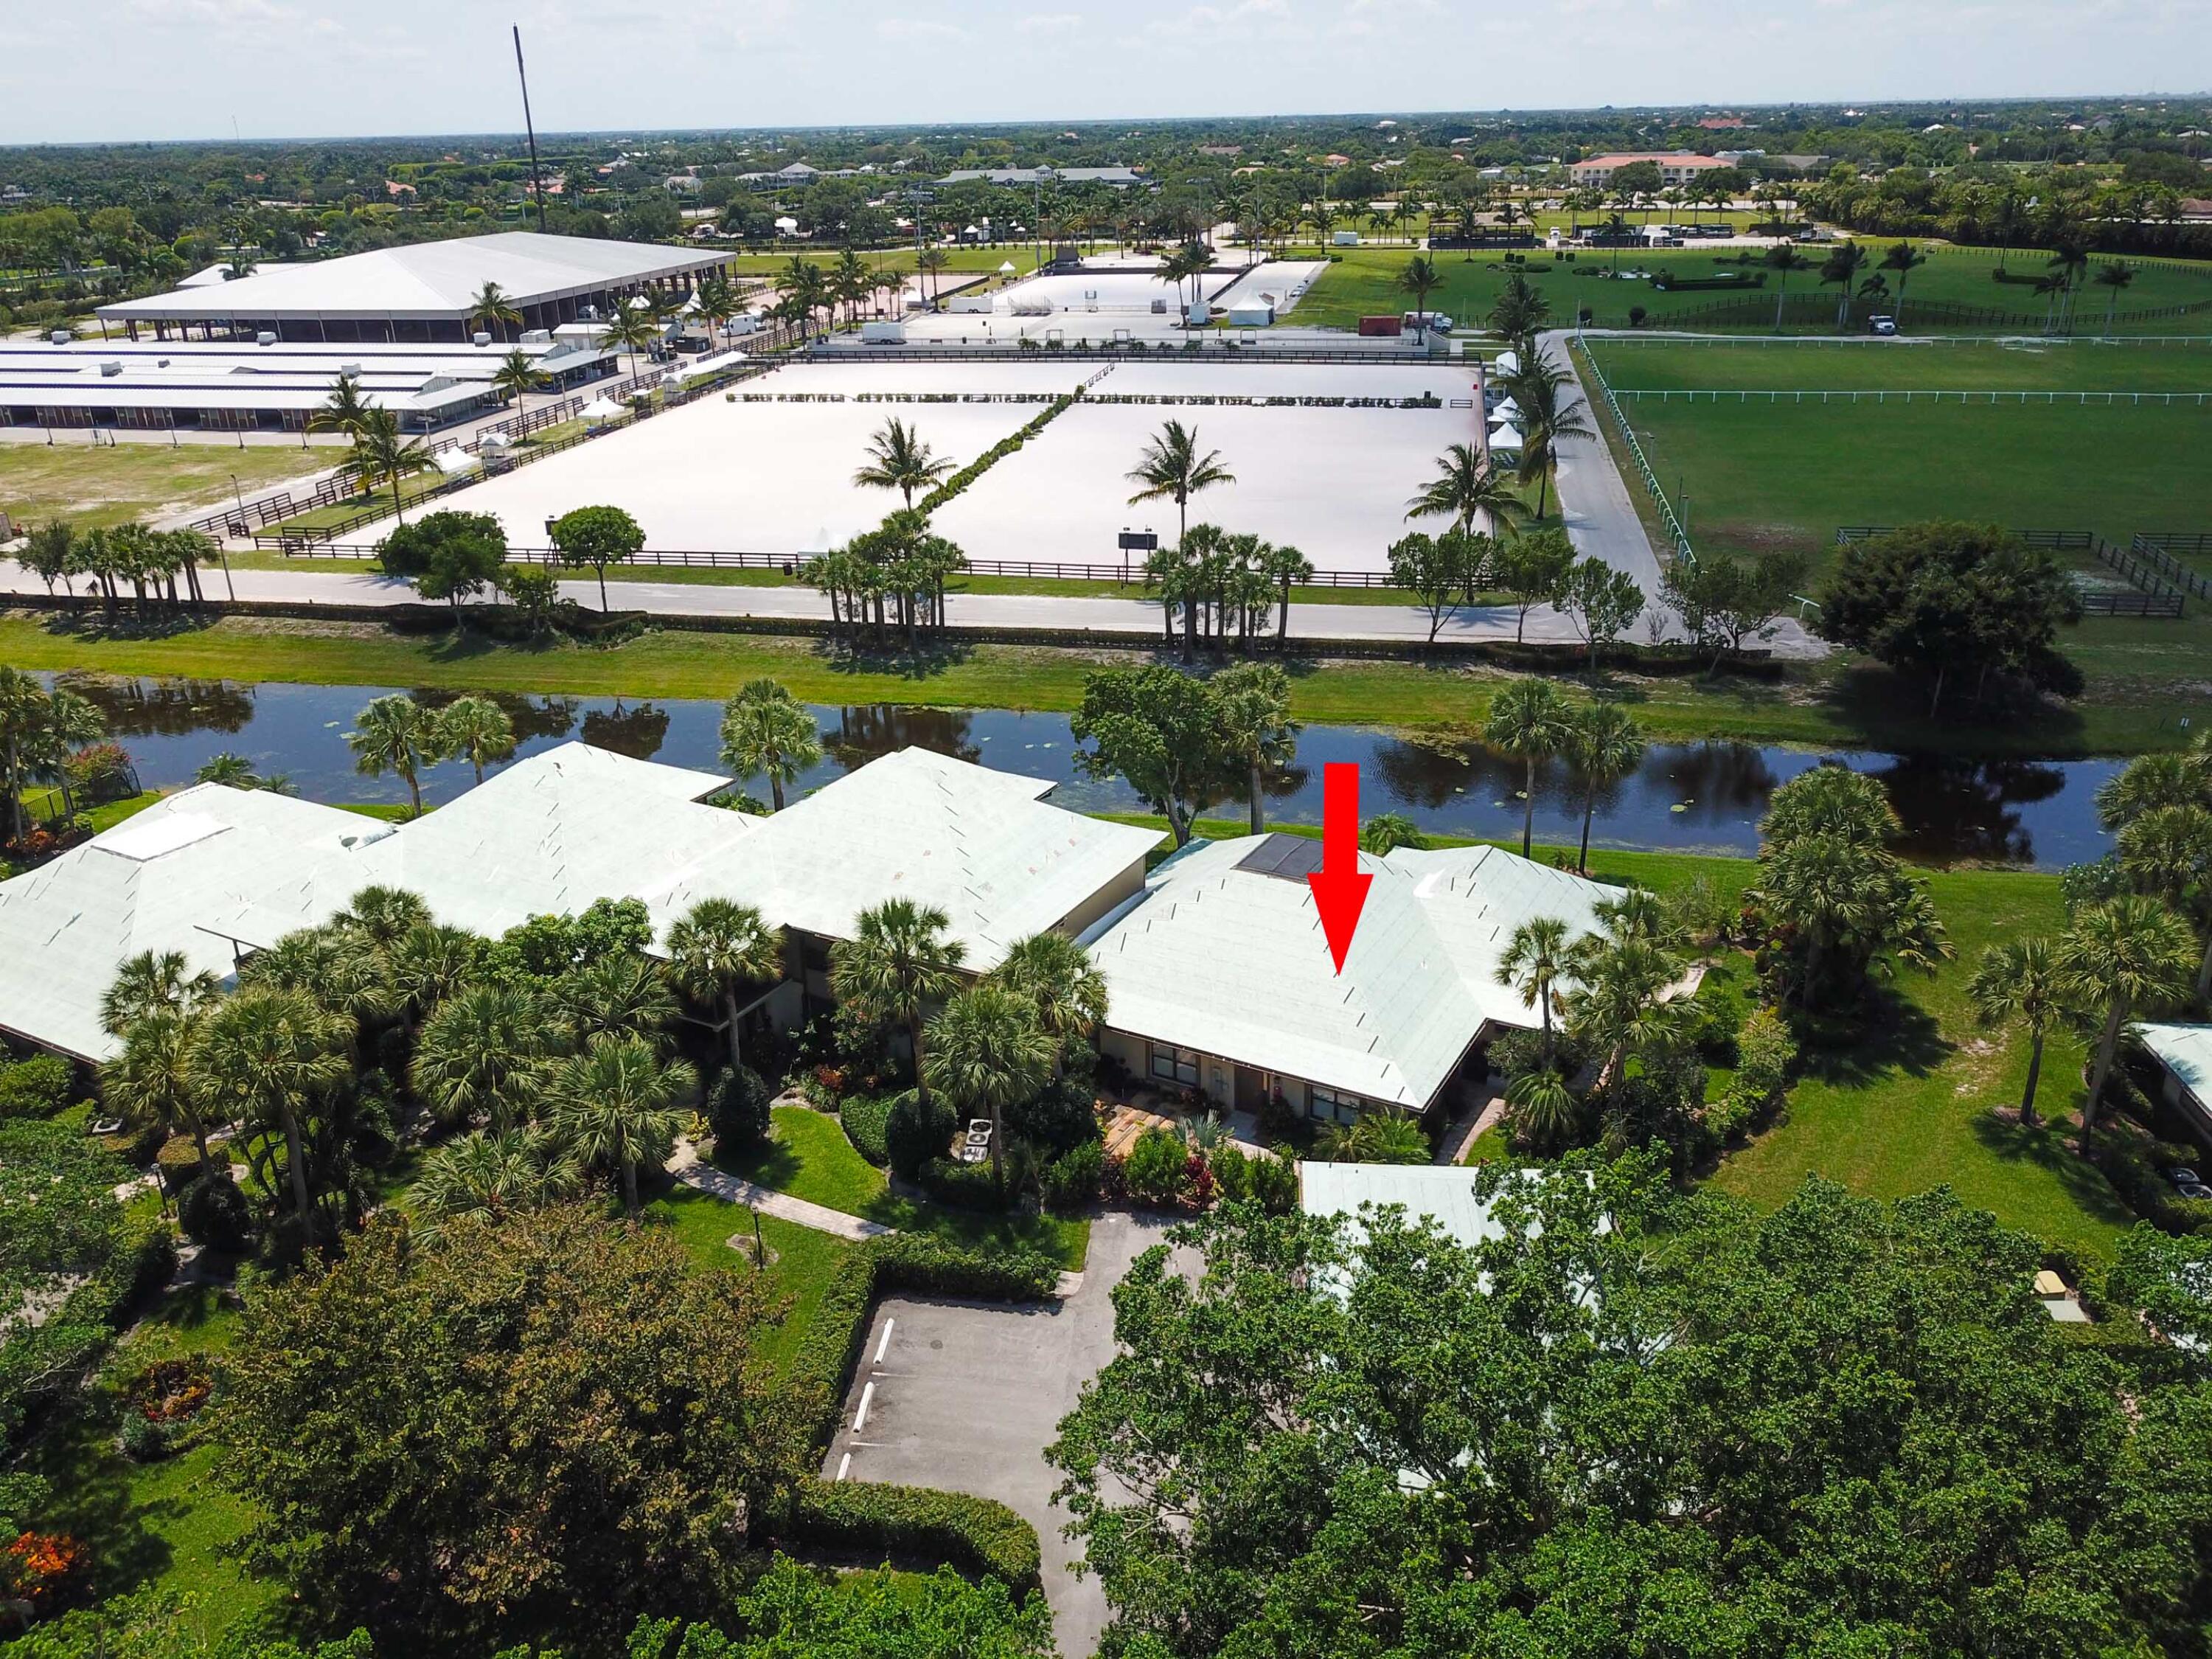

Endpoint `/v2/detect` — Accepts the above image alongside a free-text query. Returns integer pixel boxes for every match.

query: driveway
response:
[821,1211,1178,1658]
[1539,328,1666,598]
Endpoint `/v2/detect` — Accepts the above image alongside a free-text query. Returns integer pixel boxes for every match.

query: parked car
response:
[1868,315,1898,335]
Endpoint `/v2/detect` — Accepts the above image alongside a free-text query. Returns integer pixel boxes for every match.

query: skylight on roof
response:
[98,812,231,863]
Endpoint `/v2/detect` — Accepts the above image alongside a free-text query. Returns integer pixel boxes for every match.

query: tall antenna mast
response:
[513,24,548,234]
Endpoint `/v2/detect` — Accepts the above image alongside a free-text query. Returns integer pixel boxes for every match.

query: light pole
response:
[218,475,243,601]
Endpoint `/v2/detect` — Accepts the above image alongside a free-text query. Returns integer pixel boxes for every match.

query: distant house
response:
[934,166,1144,188]
[777,161,821,182]
[1697,115,1748,131]
[1570,151,1733,189]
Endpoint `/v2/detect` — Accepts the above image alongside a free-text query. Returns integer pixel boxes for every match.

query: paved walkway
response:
[1540,328,1666,598]
[0,558,1825,656]
[666,1138,895,1242]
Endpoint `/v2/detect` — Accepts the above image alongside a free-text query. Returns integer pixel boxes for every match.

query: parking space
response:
[822,1212,1176,1658]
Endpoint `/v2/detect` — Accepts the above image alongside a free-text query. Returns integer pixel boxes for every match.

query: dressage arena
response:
[414,355,1495,574]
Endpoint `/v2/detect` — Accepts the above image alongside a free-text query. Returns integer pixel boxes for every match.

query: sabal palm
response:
[1593,886,1685,954]
[195,752,261,788]
[100,948,218,1041]
[833,898,968,1106]
[2094,751,2208,832]
[334,884,431,954]
[1360,813,1423,855]
[1321,1112,1428,1164]
[1504,1067,1579,1152]
[991,931,1107,1068]
[561,950,677,1048]
[2117,803,2212,998]
[437,695,515,785]
[550,1034,695,1216]
[104,1009,217,1168]
[240,924,397,1035]
[189,986,349,1228]
[854,417,955,510]
[665,897,784,1074]
[1968,936,2063,1127]
[413,982,560,1128]
[2056,894,2197,1132]
[1564,933,1686,1084]
[1211,661,1298,834]
[347,694,442,816]
[717,677,823,811]
[2094,260,2135,338]
[408,1128,581,1239]
[1397,254,1441,338]
[349,407,432,526]
[1566,702,1645,874]
[1484,678,1573,858]
[1127,420,1234,543]
[1762,244,1812,332]
[1405,442,1528,539]
[922,984,1056,1186]
[386,922,479,1018]
[1497,916,1573,1065]
[1879,241,1925,324]
[597,302,662,377]
[470,281,524,341]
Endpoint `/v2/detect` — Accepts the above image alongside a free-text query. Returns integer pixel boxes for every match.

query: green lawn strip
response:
[1100,810,2132,1257]
[663,1188,860,1379]
[1587,338,2212,395]
[0,444,319,531]
[271,475,450,535]
[716,1105,1088,1272]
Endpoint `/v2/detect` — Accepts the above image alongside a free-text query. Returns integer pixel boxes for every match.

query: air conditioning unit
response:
[100,360,122,377]
[255,331,277,347]
[340,363,361,376]
[521,329,552,345]
[49,330,70,344]
[472,331,492,347]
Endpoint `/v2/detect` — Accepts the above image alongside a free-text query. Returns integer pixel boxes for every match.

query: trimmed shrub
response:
[919,1155,1009,1214]
[119,1409,170,1464]
[885,1090,958,1181]
[1247,1152,1298,1214]
[1042,1141,1104,1217]
[153,1134,206,1189]
[1005,1074,1099,1161]
[0,1056,75,1120]
[707,1064,773,1153]
[1124,1127,1189,1209]
[874,1232,1060,1301]
[787,1476,1041,1593]
[839,1092,895,1166]
[176,1172,254,1254]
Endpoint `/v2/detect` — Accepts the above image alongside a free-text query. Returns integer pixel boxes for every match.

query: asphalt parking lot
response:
[821,1211,1175,1658]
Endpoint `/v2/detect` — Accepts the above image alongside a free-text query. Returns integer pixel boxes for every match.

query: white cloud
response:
[1015,10,1082,32]
[877,15,964,39]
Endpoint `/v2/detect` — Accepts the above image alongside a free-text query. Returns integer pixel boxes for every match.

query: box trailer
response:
[859,320,907,344]
[1357,315,1403,337]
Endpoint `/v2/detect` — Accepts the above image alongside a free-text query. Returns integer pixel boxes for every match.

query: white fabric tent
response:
[580,396,625,420]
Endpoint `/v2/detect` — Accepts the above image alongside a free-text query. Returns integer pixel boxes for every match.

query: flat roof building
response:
[1569,152,1734,189]
[95,231,731,346]
[935,167,1145,189]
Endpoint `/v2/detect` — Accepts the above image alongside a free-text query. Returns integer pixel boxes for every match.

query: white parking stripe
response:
[835,1452,851,1481]
[874,1317,895,1366]
[853,1379,876,1433]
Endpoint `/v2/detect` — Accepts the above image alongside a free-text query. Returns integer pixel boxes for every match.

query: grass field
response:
[1296,243,2212,335]
[0,444,318,530]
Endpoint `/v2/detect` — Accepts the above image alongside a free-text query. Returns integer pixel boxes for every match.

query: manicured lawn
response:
[663,1186,860,1378]
[1589,337,2212,395]
[274,474,448,535]
[718,1105,1091,1271]
[0,443,319,530]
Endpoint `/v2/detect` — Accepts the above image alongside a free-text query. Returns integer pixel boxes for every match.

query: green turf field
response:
[1295,244,2212,335]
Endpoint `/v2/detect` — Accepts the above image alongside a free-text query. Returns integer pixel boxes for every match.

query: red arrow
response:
[1307,762,1373,975]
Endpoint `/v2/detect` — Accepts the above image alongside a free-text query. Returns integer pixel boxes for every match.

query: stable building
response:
[94,230,731,346]
[1568,152,1734,189]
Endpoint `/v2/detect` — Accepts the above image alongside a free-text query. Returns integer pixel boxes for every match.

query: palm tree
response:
[349,407,432,526]
[1497,916,1573,1066]
[597,300,663,379]
[717,677,823,812]
[104,1008,217,1172]
[469,280,525,342]
[1818,243,1868,331]
[832,898,968,1107]
[2095,751,2210,831]
[2094,260,2136,338]
[781,258,830,339]
[1761,243,1812,332]
[489,349,546,408]
[386,922,479,1020]
[915,246,951,310]
[1397,254,1442,341]
[1563,933,1686,1085]
[2117,803,2212,999]
[1262,541,1314,644]
[562,951,678,1048]
[991,931,1107,1072]
[1503,1067,1579,1152]
[1317,1111,1428,1164]
[1405,442,1529,540]
[100,948,218,1041]
[347,694,444,817]
[1503,353,1593,521]
[194,752,261,788]
[411,983,559,1129]
[551,1034,695,1216]
[1565,702,1645,874]
[435,695,515,786]
[1878,241,1926,327]
[832,248,874,330]
[409,1129,581,1238]
[665,897,784,1076]
[307,371,373,446]
[2056,894,2197,1133]
[854,417,956,510]
[189,985,349,1231]
[1485,678,1573,858]
[1969,937,2064,1128]
[1127,420,1234,544]
[1360,813,1424,855]
[922,984,1056,1188]
[695,274,742,343]
[334,885,431,957]
[1211,662,1298,834]
[1159,240,1214,319]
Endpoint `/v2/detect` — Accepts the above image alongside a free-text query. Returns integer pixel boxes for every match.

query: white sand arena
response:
[404,358,1489,574]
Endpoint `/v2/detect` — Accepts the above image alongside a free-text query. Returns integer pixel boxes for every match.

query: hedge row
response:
[1,1208,175,1446]
[786,1476,1042,1594]
[837,1093,894,1166]
[912,392,1081,518]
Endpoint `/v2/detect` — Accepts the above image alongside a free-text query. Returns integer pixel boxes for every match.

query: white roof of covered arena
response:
[97,232,727,324]
[1082,835,1610,1111]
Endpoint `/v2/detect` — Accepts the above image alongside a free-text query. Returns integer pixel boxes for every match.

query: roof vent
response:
[100,360,122,377]
[472,331,492,347]
[255,330,276,347]
[340,362,361,376]
[49,330,70,344]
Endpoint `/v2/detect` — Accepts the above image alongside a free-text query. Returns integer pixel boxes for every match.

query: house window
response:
[1307,1084,1363,1126]
[1147,1043,1200,1088]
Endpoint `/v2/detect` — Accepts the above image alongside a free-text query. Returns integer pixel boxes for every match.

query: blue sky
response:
[3,0,2207,145]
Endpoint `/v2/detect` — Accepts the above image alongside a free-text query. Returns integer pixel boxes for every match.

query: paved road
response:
[825,1211,1178,1658]
[1540,329,1666,597]
[0,558,1823,656]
